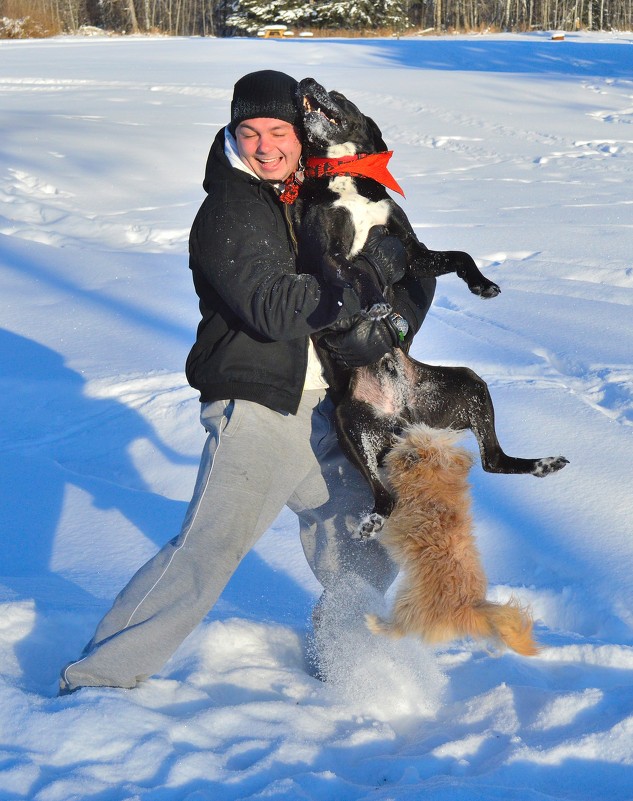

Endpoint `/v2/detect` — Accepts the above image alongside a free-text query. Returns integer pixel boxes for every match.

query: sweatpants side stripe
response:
[121,411,229,630]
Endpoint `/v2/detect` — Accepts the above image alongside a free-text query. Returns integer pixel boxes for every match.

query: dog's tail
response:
[366,599,539,656]
[465,598,540,656]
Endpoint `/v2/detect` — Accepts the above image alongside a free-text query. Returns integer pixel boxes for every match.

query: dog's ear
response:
[364,115,388,151]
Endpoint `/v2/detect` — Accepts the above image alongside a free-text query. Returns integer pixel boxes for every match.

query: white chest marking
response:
[330,176,390,257]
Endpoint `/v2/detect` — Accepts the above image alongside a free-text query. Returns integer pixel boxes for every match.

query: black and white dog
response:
[292,78,568,536]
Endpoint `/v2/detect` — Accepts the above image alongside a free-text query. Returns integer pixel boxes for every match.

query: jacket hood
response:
[202,126,261,194]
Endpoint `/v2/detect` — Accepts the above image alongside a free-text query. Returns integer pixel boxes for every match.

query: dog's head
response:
[385,424,475,500]
[296,77,387,157]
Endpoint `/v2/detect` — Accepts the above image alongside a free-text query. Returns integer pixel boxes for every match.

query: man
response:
[60,70,435,693]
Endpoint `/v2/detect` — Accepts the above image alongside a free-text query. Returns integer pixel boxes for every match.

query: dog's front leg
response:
[425,250,501,298]
[321,252,391,319]
[384,207,500,298]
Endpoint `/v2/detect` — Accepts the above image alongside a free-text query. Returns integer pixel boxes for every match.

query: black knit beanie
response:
[229,70,299,134]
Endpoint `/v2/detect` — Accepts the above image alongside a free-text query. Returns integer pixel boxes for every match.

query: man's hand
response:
[321,314,402,368]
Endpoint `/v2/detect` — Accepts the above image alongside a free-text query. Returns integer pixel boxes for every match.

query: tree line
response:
[1,0,631,37]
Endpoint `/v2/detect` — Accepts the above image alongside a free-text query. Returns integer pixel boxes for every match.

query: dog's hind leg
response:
[410,362,569,476]
[463,375,569,476]
[334,399,397,537]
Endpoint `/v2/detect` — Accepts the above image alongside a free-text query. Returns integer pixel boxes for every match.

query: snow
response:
[1,29,633,801]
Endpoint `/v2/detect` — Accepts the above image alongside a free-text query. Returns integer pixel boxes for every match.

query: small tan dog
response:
[366,423,539,656]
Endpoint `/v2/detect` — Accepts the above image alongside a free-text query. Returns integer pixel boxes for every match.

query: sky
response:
[1,29,632,801]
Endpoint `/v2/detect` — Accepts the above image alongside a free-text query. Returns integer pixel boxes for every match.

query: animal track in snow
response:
[5,168,73,199]
[535,139,631,164]
[0,167,188,251]
[535,349,633,427]
[588,106,633,125]
[574,139,626,154]
[581,77,633,124]
[478,251,540,269]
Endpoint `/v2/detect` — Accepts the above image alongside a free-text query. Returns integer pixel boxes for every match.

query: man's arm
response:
[190,197,364,341]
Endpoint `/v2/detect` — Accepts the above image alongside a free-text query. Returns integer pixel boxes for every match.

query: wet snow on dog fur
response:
[2,31,633,801]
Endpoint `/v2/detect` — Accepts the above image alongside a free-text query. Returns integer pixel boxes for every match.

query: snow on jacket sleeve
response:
[190,187,362,343]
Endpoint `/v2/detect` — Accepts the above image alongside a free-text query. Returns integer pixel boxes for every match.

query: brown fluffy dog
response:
[366,424,539,656]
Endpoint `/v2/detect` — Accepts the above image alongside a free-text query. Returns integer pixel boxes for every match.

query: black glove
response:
[321,314,402,368]
[355,225,407,289]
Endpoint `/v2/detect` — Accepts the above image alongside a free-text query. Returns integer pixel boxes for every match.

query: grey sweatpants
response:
[62,389,397,690]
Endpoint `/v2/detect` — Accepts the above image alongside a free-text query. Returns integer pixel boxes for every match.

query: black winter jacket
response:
[186,128,363,414]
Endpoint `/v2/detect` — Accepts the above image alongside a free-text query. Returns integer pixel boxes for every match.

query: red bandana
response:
[304,151,405,197]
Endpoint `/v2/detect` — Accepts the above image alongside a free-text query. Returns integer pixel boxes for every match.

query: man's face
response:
[235,118,302,182]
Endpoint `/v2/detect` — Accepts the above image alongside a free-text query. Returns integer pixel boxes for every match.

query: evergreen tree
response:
[314,0,376,28]
[313,0,408,28]
[226,0,315,33]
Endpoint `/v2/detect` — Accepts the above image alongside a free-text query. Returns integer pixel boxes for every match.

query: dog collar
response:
[278,173,301,204]
[303,152,405,197]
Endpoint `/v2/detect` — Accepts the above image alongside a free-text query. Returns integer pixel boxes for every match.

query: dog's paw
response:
[532,456,569,477]
[353,512,385,540]
[470,281,501,299]
[364,302,392,320]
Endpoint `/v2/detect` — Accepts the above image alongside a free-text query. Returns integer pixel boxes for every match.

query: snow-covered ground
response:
[1,30,632,801]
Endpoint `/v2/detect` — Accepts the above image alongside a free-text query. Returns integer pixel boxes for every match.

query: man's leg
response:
[61,397,322,691]
[288,393,398,683]
[290,392,399,596]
